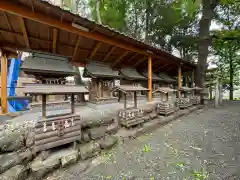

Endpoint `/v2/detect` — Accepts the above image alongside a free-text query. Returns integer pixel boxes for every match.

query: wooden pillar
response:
[124,93,127,109]
[71,94,75,114]
[1,53,8,114]
[192,69,195,88]
[178,64,182,98]
[42,94,47,118]
[134,91,137,108]
[148,55,152,102]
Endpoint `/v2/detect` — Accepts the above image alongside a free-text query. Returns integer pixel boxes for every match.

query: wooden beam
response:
[88,42,101,59]
[126,53,138,63]
[1,52,8,114]
[178,65,182,98]
[52,28,58,53]
[133,57,147,67]
[19,17,30,48]
[72,35,81,61]
[0,1,149,56]
[155,64,169,72]
[148,55,152,102]
[112,51,129,67]
[102,46,116,62]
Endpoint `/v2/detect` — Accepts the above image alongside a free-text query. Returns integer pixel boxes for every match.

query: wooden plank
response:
[34,135,81,152]
[19,17,30,48]
[102,46,116,62]
[178,65,182,98]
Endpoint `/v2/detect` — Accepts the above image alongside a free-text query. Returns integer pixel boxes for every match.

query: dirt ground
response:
[40,101,240,180]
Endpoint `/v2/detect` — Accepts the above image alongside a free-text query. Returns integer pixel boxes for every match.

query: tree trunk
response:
[196,0,218,88]
[229,58,234,100]
[72,0,80,14]
[144,0,150,43]
[96,0,102,24]
[74,67,84,102]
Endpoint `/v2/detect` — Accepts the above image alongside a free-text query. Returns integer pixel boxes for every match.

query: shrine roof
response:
[157,73,176,83]
[112,85,148,94]
[180,86,194,92]
[142,70,163,81]
[83,60,119,78]
[22,84,89,95]
[152,87,177,94]
[21,52,76,77]
[119,68,147,80]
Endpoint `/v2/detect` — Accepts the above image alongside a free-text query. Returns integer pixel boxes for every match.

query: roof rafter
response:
[111,50,129,67]
[19,17,30,48]
[88,41,101,59]
[102,46,116,62]
[133,57,147,67]
[72,35,81,61]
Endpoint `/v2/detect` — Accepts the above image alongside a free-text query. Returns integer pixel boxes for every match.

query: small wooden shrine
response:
[112,85,148,128]
[21,52,76,102]
[142,70,164,99]
[191,86,203,105]
[21,52,88,153]
[22,84,88,153]
[177,87,193,109]
[119,68,147,100]
[153,87,177,116]
[83,61,119,104]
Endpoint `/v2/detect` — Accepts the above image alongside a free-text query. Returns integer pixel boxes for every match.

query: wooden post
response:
[148,55,152,102]
[214,79,219,108]
[192,69,195,88]
[178,64,182,98]
[134,91,137,108]
[1,53,8,114]
[71,94,75,114]
[42,94,47,118]
[124,93,127,109]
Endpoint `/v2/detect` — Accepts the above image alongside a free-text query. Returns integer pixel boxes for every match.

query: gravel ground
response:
[42,101,240,180]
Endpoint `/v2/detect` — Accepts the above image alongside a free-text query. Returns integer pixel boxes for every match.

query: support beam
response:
[0,1,149,56]
[178,64,182,98]
[127,53,138,63]
[19,17,30,48]
[88,42,101,59]
[112,51,129,67]
[72,35,81,61]
[52,28,58,53]
[155,63,169,72]
[148,55,152,102]
[102,46,116,62]
[133,57,147,67]
[1,52,8,114]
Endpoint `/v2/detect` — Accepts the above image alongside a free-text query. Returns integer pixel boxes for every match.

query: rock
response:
[40,150,51,161]
[88,126,107,140]
[0,165,28,180]
[0,131,25,152]
[30,155,60,180]
[81,131,90,143]
[106,123,118,134]
[25,131,35,148]
[79,141,100,160]
[99,136,118,149]
[82,115,114,128]
[61,150,78,168]
[0,152,19,174]
[144,108,153,113]
[18,149,33,164]
[149,113,158,120]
